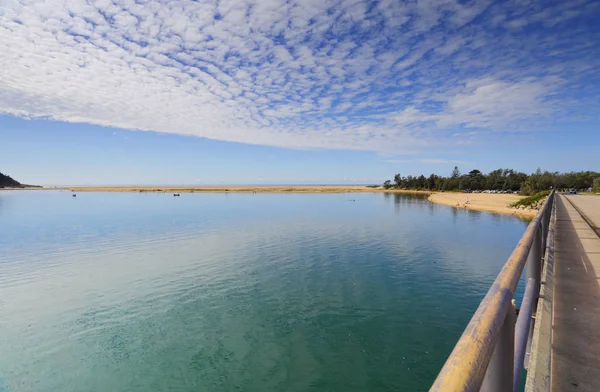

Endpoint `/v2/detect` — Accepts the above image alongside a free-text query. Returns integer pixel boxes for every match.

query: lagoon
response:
[0,191,527,391]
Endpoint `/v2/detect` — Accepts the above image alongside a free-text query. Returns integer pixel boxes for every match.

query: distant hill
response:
[0,171,36,188]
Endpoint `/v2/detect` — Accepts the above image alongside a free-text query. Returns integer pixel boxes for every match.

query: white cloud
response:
[393,78,559,131]
[0,0,598,152]
[383,158,472,164]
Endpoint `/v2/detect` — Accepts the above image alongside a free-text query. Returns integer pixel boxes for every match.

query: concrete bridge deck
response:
[552,195,600,392]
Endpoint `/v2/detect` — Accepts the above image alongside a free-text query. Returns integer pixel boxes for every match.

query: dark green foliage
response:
[384,167,599,195]
[0,171,23,188]
[510,191,551,208]
[451,166,460,178]
[520,170,600,195]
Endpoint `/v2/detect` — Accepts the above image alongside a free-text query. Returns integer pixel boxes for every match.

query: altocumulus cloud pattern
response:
[1,0,599,152]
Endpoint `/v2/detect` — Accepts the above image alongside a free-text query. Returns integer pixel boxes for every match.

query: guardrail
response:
[430,190,556,392]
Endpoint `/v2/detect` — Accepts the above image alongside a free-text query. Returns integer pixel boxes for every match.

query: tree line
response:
[383,167,600,195]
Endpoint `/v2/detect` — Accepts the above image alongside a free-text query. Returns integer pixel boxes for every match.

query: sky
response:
[1,0,599,185]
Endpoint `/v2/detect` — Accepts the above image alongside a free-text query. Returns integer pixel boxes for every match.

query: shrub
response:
[510,190,551,208]
[593,178,600,193]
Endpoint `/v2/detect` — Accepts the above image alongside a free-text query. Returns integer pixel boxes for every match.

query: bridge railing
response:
[430,190,556,392]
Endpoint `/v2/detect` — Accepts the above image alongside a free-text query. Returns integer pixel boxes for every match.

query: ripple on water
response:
[0,192,528,392]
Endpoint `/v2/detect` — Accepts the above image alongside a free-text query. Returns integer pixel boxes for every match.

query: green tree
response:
[486,169,504,190]
[505,170,527,191]
[394,173,402,188]
[459,176,472,190]
[417,175,426,189]
[451,166,460,178]
[441,178,450,191]
[384,168,597,194]
[468,169,485,190]
[593,178,600,193]
[427,174,438,190]
[446,166,461,190]
[520,169,558,195]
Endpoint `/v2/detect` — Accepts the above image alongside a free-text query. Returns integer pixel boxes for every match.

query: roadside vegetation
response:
[594,178,600,193]
[510,190,551,208]
[383,167,599,196]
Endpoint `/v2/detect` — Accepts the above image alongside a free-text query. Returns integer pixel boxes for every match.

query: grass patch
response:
[510,190,551,208]
[366,185,380,188]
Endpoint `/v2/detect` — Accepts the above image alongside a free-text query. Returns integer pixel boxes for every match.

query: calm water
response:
[0,191,528,392]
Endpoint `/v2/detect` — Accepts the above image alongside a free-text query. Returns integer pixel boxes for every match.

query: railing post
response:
[481,301,516,392]
[524,193,553,371]
[540,193,553,250]
[524,193,556,392]
[540,221,546,256]
[513,278,537,392]
[524,226,542,370]
[526,227,542,293]
[544,193,553,234]
[429,191,555,392]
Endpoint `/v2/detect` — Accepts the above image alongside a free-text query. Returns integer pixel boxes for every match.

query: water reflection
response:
[0,191,528,392]
[427,199,436,216]
[451,205,459,221]
[383,192,430,214]
[466,208,483,221]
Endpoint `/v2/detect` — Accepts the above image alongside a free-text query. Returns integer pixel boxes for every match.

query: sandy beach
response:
[428,192,535,218]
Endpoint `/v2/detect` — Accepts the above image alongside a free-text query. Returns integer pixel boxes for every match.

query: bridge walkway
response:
[552,195,600,392]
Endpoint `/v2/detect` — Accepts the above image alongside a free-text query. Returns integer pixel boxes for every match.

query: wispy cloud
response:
[1,0,598,152]
[383,158,472,165]
[393,78,561,132]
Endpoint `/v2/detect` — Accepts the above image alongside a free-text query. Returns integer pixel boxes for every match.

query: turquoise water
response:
[0,191,528,391]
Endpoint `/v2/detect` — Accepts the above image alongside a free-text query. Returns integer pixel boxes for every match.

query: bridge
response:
[429,191,600,392]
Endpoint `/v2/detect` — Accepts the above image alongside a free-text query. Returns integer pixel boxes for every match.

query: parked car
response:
[569,189,577,194]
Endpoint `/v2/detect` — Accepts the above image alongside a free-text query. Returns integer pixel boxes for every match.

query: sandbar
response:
[22,186,532,218]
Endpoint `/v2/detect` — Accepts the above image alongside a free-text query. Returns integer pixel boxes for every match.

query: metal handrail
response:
[513,278,537,391]
[524,196,557,391]
[430,190,555,392]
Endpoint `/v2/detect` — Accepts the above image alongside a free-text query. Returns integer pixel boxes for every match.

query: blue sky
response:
[1,0,599,185]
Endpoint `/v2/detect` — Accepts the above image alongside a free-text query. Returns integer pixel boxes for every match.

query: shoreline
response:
[7,186,532,218]
[427,192,536,219]
[24,185,431,194]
